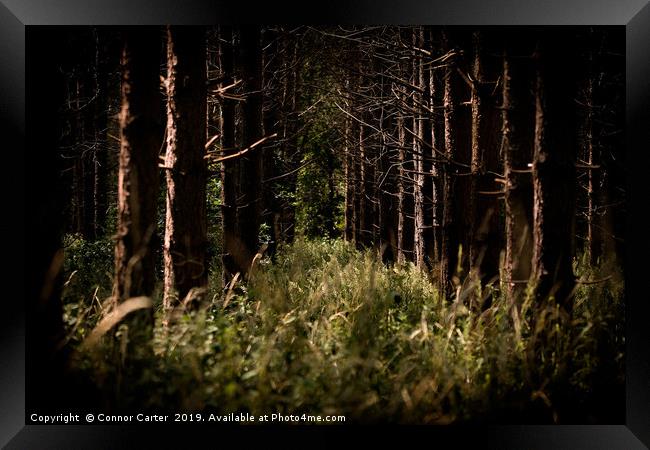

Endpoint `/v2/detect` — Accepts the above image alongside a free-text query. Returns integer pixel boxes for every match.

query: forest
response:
[27,25,625,424]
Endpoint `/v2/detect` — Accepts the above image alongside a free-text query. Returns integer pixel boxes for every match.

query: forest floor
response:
[61,237,625,424]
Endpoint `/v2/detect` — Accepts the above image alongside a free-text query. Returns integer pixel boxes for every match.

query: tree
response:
[237,25,264,275]
[220,26,275,282]
[502,35,535,303]
[27,27,68,413]
[343,77,355,242]
[413,27,426,269]
[531,32,579,308]
[219,26,241,285]
[91,27,110,240]
[396,84,407,264]
[439,30,460,295]
[468,31,502,297]
[163,26,208,310]
[113,28,163,309]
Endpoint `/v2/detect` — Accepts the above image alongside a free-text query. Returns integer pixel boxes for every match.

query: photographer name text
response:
[30,412,346,424]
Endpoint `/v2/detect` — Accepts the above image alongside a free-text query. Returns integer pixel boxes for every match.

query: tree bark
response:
[468,31,503,298]
[413,27,426,269]
[219,26,241,286]
[357,118,368,246]
[343,79,355,242]
[532,32,578,308]
[428,27,441,267]
[237,26,264,274]
[261,29,280,257]
[113,28,163,309]
[439,31,461,296]
[396,103,406,265]
[583,38,603,266]
[92,28,109,240]
[503,36,536,303]
[163,26,208,310]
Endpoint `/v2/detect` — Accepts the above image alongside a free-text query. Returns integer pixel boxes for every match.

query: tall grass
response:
[63,237,624,423]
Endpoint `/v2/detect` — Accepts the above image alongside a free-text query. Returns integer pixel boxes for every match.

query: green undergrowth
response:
[62,237,625,424]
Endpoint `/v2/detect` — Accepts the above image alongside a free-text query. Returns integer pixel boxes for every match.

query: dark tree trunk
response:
[237,26,264,274]
[357,119,367,246]
[113,28,163,309]
[71,77,90,238]
[92,28,109,240]
[27,27,67,413]
[584,72,602,266]
[81,77,96,240]
[279,36,300,245]
[532,32,578,308]
[377,63,395,263]
[219,26,241,286]
[467,32,504,302]
[261,29,280,257]
[163,26,208,309]
[439,31,461,296]
[343,84,355,242]
[583,37,604,266]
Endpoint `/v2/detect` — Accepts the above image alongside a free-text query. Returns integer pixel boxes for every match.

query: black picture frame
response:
[3,0,649,448]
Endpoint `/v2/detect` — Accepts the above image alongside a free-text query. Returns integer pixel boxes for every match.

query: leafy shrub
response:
[62,234,114,302]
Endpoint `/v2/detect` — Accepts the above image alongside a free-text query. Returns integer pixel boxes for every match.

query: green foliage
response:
[293,47,345,239]
[61,234,114,347]
[67,238,624,423]
[62,234,114,303]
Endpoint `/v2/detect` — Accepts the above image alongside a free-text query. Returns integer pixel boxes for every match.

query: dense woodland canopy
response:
[28,25,625,423]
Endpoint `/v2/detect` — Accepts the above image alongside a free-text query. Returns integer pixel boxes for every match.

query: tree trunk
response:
[428,27,441,267]
[439,31,460,296]
[583,40,603,266]
[27,27,67,412]
[237,26,264,274]
[396,105,406,265]
[113,28,163,311]
[413,27,426,269]
[278,36,300,246]
[503,36,536,303]
[343,80,355,242]
[261,29,280,257]
[468,31,503,298]
[532,32,578,308]
[163,26,208,310]
[219,26,241,286]
[92,28,109,240]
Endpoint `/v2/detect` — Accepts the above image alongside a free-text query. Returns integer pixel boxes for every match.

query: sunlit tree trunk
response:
[413,27,426,269]
[396,103,406,265]
[428,27,441,267]
[503,36,535,303]
[163,26,208,310]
